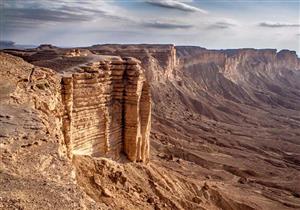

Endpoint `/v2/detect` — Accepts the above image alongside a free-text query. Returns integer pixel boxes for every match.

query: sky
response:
[0,0,299,54]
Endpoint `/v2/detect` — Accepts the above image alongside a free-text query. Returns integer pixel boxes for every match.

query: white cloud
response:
[2,0,131,24]
[146,0,208,13]
[143,20,193,29]
[207,19,238,30]
[2,0,299,54]
[259,22,300,28]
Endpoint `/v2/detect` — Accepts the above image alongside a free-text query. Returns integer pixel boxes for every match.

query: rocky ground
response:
[1,45,300,210]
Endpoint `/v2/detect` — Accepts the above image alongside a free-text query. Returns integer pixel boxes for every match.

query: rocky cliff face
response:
[176,47,300,82]
[0,50,154,209]
[61,57,151,162]
[0,52,102,209]
[2,49,152,162]
[88,44,178,80]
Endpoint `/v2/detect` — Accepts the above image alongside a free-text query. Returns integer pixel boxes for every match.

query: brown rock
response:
[238,177,248,184]
[102,188,113,197]
[61,58,151,162]
[93,174,102,186]
[147,197,155,204]
[192,196,202,204]
[133,191,140,199]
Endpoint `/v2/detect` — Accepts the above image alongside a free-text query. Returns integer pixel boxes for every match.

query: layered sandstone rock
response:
[88,44,178,79]
[64,49,89,57]
[61,57,151,162]
[0,52,106,209]
[2,48,152,162]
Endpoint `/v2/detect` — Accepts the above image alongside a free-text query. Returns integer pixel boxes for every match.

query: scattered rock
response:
[147,197,155,204]
[154,204,162,210]
[93,174,102,186]
[176,158,182,163]
[109,170,127,185]
[102,188,113,198]
[238,177,248,184]
[205,175,211,180]
[133,192,140,199]
[203,191,210,200]
[192,196,202,204]
[157,153,166,158]
[202,182,209,191]
[292,192,300,198]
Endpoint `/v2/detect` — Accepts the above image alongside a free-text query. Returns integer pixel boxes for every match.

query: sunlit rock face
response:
[61,57,151,162]
[2,47,152,163]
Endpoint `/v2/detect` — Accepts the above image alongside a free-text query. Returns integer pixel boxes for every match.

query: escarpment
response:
[61,57,151,162]
[2,45,300,210]
[88,44,178,79]
[1,49,152,162]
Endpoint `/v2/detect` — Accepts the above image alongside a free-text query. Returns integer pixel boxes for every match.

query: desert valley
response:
[0,43,299,209]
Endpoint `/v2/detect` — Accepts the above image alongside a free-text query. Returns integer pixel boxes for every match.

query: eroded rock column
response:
[61,76,73,158]
[124,58,151,162]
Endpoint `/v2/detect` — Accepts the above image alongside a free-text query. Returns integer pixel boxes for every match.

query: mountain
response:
[0,40,37,50]
[1,44,300,210]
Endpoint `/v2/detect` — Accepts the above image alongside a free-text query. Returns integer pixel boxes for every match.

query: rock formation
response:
[64,49,89,57]
[61,57,151,162]
[2,45,300,210]
[88,44,178,80]
[0,52,103,210]
[1,47,152,162]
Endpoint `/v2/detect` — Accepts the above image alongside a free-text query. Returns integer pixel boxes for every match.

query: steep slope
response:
[151,46,300,209]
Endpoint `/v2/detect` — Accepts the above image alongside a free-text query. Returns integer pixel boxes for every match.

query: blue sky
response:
[1,0,299,54]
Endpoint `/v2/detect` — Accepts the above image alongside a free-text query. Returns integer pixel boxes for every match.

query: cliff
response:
[0,51,153,209]
[88,44,178,79]
[0,52,100,209]
[176,47,300,77]
[0,50,152,162]
[61,56,151,162]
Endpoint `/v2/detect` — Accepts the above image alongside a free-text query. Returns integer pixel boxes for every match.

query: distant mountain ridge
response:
[0,40,37,50]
